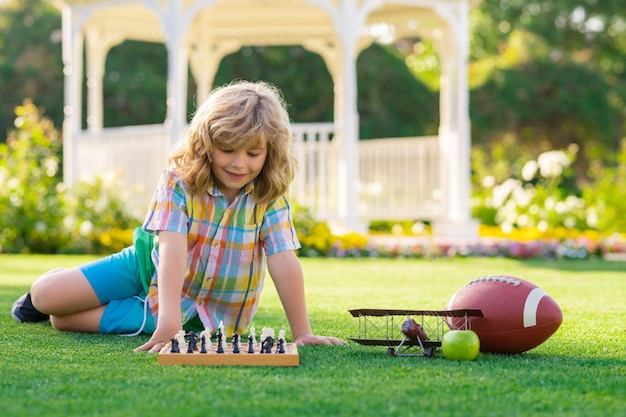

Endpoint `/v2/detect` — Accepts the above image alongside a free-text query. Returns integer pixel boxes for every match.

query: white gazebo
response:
[50,0,480,237]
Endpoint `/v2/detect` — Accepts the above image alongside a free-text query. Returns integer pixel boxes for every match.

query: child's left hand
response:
[295,333,346,346]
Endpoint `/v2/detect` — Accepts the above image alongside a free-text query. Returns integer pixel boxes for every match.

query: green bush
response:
[59,171,144,254]
[0,102,141,254]
[0,100,66,253]
[292,203,335,257]
[582,138,626,233]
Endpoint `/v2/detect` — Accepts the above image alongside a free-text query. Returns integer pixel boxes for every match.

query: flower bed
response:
[298,227,626,261]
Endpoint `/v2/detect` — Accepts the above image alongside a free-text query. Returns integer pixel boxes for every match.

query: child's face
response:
[210,140,268,202]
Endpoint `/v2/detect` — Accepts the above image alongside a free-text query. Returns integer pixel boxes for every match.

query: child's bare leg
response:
[49,306,105,333]
[30,267,104,333]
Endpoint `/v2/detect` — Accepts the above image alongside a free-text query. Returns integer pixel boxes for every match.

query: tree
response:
[470,31,619,160]
[357,43,439,139]
[0,0,62,142]
[102,40,168,127]
[470,0,626,151]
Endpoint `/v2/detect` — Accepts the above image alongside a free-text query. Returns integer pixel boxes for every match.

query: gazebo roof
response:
[52,0,482,47]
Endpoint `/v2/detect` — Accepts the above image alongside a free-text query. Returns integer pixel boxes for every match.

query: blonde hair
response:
[168,80,297,205]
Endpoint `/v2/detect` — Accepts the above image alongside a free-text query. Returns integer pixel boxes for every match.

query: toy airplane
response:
[348,308,483,357]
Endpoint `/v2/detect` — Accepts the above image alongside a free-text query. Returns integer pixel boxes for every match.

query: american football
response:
[445,275,562,354]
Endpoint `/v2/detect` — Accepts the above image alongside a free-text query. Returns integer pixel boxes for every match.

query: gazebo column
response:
[84,29,124,131]
[163,36,189,146]
[433,2,478,239]
[60,6,84,187]
[309,0,374,233]
[156,0,206,146]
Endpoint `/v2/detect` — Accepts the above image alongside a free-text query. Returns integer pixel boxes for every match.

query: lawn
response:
[1,255,624,417]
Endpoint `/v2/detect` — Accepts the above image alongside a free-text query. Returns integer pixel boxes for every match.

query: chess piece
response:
[260,327,275,353]
[200,329,212,352]
[175,330,186,347]
[170,338,180,353]
[249,327,257,350]
[277,330,286,354]
[187,331,198,352]
[232,332,240,354]
[247,334,255,354]
[200,335,207,353]
[261,336,273,354]
[216,328,224,354]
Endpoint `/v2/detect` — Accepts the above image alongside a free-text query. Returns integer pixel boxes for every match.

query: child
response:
[12,80,345,352]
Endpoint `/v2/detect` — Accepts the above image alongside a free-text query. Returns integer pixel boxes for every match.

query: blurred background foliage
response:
[1,0,625,254]
[0,101,143,253]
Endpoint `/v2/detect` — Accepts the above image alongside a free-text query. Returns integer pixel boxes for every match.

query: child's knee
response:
[30,277,52,313]
[30,269,71,313]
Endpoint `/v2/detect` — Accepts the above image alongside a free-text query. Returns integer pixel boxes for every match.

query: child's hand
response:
[134,322,181,353]
[134,336,171,353]
[294,333,346,346]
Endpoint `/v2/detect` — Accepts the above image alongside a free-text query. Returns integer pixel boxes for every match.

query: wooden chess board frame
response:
[158,342,299,367]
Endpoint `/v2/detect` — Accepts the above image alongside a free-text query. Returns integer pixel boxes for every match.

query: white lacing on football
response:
[469,276,521,286]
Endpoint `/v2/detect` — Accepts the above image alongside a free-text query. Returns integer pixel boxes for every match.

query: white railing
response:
[73,124,169,209]
[291,123,337,220]
[358,136,440,221]
[70,124,440,221]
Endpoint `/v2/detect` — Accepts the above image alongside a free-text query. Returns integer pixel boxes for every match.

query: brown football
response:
[445,275,562,354]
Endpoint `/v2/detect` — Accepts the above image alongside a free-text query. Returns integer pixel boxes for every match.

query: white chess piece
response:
[200,328,212,351]
[175,330,186,346]
[261,327,275,340]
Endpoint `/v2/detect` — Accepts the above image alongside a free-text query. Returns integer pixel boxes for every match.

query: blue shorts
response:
[80,246,156,335]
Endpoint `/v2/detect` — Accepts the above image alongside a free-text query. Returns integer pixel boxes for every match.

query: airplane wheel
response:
[386,348,396,357]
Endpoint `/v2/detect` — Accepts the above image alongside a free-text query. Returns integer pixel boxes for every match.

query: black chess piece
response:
[261,336,274,354]
[277,338,285,354]
[232,332,240,354]
[216,329,224,354]
[187,331,198,352]
[247,334,255,354]
[200,335,207,353]
[186,331,198,353]
[170,338,180,353]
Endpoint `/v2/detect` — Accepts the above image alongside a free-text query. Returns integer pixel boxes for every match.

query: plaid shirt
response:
[142,169,300,336]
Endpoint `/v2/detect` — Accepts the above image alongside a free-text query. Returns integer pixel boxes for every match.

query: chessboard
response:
[157,342,299,367]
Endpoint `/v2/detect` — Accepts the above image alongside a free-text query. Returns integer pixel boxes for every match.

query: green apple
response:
[441,330,480,360]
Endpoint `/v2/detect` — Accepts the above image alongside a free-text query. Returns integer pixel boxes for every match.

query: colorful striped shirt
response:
[142,169,300,336]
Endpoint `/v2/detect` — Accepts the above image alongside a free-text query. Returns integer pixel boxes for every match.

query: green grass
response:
[1,255,624,417]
